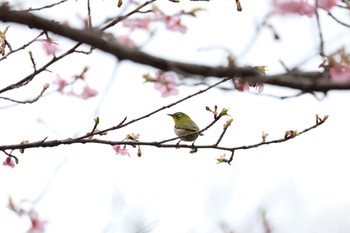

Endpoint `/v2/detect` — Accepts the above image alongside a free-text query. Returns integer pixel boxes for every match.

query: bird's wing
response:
[175,125,197,132]
[175,121,199,132]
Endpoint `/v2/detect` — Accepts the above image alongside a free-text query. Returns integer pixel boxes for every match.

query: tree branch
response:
[1,4,347,92]
[0,115,327,158]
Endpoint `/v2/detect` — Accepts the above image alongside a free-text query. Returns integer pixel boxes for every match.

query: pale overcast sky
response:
[1,1,350,233]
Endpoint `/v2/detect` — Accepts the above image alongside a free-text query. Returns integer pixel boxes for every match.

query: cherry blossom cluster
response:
[123,9,188,34]
[34,37,98,99]
[36,38,60,56]
[320,48,350,83]
[53,66,98,100]
[32,3,201,100]
[113,133,142,157]
[271,1,350,84]
[234,66,267,93]
[143,72,179,97]
[117,4,204,46]
[7,197,47,233]
[273,0,338,16]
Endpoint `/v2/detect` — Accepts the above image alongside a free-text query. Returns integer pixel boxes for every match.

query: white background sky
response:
[1,0,350,233]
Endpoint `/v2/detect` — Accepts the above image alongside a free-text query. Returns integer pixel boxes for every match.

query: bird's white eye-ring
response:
[176,113,182,118]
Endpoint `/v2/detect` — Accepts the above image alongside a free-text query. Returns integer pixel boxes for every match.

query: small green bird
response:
[168,112,201,143]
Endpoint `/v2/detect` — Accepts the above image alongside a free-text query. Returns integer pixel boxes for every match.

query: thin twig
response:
[315,1,325,57]
[327,12,350,27]
[214,126,229,147]
[0,85,48,104]
[17,0,69,12]
[87,0,92,28]
[0,31,45,61]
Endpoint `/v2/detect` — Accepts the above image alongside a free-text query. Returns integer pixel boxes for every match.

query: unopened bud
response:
[262,131,269,142]
[284,130,298,139]
[137,146,142,157]
[236,0,242,11]
[224,118,233,129]
[220,108,230,117]
[322,115,329,122]
[20,140,29,153]
[82,66,89,73]
[94,116,100,125]
[216,154,228,164]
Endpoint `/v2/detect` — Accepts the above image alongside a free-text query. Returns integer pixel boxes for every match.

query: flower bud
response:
[137,146,142,157]
[223,118,233,129]
[220,108,230,117]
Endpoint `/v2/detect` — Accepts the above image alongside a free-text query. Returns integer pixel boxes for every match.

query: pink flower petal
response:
[163,15,187,33]
[273,0,315,16]
[123,17,153,30]
[27,211,47,233]
[318,0,338,11]
[153,72,179,97]
[37,38,60,56]
[3,156,15,168]
[80,85,98,99]
[113,145,130,157]
[330,64,350,83]
[54,75,68,94]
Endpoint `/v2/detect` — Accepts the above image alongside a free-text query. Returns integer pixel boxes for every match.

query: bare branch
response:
[16,0,69,12]
[0,83,49,104]
[0,31,45,61]
[327,11,350,27]
[315,1,325,57]
[0,115,327,157]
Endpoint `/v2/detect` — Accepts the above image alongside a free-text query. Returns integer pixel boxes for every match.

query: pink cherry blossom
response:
[54,75,68,93]
[249,82,265,93]
[318,0,338,11]
[234,81,250,92]
[154,72,179,97]
[36,38,60,56]
[3,156,15,168]
[123,17,153,30]
[27,211,47,233]
[113,145,130,157]
[234,81,264,93]
[163,15,187,33]
[116,35,136,47]
[80,85,98,99]
[329,64,350,83]
[273,0,315,16]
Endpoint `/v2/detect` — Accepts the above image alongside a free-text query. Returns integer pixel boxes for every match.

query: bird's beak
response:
[167,114,173,117]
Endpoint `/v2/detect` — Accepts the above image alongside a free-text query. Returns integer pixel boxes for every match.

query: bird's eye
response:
[176,113,182,118]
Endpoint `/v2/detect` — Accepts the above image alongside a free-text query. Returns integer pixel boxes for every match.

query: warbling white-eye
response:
[168,112,201,143]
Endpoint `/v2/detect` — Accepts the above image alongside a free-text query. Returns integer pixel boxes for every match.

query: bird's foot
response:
[190,142,197,153]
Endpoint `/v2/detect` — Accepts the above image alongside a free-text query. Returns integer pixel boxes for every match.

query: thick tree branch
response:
[0,4,258,75]
[0,4,349,92]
